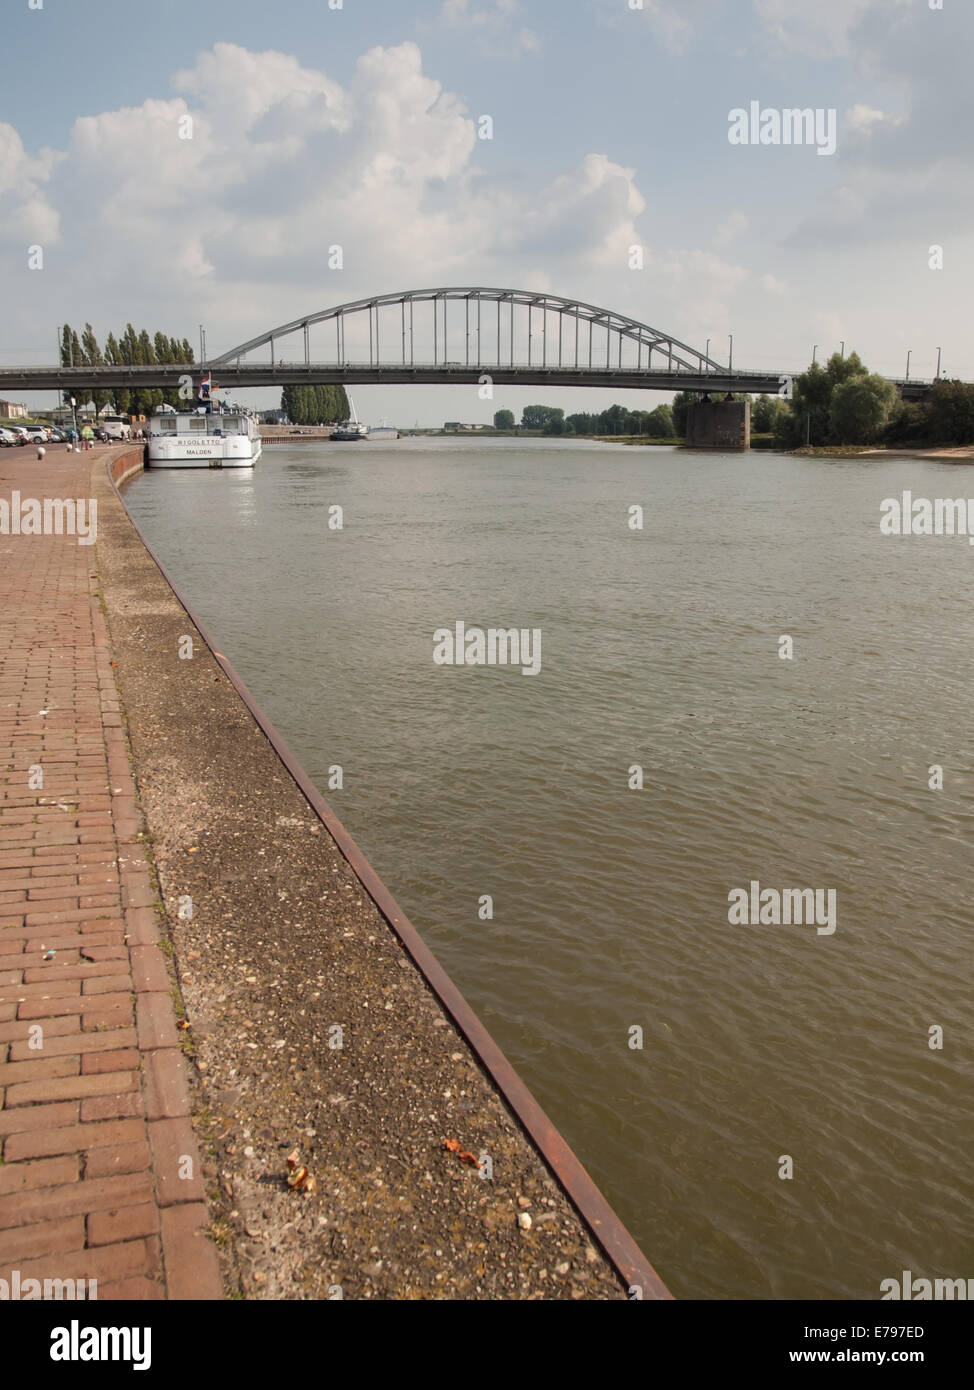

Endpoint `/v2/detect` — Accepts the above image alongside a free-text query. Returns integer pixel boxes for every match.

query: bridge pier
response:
[685,398,750,451]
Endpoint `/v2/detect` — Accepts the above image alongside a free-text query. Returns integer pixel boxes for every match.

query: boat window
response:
[157,417,176,433]
[189,417,206,431]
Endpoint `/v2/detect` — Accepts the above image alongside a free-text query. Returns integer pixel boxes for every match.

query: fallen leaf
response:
[443,1138,461,1153]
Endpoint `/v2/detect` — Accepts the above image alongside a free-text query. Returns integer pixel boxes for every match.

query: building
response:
[0,400,28,419]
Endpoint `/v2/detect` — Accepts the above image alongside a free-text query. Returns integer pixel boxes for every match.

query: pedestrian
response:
[36,446,45,462]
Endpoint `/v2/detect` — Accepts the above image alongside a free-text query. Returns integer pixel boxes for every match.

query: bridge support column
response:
[685,399,750,451]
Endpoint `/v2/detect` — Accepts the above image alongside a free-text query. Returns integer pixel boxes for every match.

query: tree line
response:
[280,384,350,425]
[491,354,974,447]
[60,323,196,417]
[773,353,974,447]
[493,404,677,436]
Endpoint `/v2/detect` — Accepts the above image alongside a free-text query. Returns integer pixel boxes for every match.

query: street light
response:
[729,334,734,371]
[705,338,711,373]
[840,340,845,359]
[936,347,942,380]
[812,344,818,365]
[70,396,77,436]
[906,350,912,380]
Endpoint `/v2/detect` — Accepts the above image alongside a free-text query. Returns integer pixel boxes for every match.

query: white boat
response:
[146,406,261,468]
[331,395,369,441]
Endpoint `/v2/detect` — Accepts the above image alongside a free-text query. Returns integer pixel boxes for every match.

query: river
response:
[123,436,974,1299]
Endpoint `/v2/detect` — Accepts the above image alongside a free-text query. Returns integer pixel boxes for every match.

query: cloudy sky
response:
[2,0,968,424]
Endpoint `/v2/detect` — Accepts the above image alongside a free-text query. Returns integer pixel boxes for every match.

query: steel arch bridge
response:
[210,286,728,378]
[0,287,936,398]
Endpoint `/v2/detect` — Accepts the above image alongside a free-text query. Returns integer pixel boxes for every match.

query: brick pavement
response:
[0,443,222,1300]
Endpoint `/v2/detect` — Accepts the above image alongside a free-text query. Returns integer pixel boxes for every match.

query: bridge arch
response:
[210,287,725,376]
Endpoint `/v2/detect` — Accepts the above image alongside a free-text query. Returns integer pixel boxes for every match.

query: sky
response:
[1,0,969,425]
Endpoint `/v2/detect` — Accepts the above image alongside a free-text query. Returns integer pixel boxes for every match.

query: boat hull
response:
[146,436,262,468]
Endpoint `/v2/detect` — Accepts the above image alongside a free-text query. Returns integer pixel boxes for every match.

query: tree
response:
[926,381,974,445]
[671,391,695,436]
[751,394,775,432]
[566,412,594,435]
[829,374,898,444]
[776,361,833,447]
[493,409,515,429]
[60,325,83,406]
[79,324,110,414]
[645,404,675,437]
[520,404,563,431]
[280,384,348,424]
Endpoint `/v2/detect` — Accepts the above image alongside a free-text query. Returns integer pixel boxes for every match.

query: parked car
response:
[0,427,19,447]
[6,425,30,445]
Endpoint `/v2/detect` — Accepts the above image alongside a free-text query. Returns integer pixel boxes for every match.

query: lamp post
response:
[840,340,845,359]
[728,334,733,371]
[906,349,911,380]
[936,347,942,380]
[70,396,77,437]
[812,344,818,365]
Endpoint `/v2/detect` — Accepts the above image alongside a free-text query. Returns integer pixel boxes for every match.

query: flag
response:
[198,372,211,401]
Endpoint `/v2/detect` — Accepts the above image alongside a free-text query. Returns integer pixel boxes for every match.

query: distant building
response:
[0,399,27,419]
[444,421,488,432]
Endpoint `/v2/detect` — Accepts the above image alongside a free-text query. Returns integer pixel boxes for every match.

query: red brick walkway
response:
[0,444,221,1299]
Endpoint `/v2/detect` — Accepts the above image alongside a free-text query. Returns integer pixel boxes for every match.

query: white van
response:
[102,415,132,440]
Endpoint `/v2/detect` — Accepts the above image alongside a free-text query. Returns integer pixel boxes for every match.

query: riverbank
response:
[793,444,974,460]
[91,447,668,1300]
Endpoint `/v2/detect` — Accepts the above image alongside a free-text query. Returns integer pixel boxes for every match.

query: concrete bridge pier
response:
[685,398,750,450]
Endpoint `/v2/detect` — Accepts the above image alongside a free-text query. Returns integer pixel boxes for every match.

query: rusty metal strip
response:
[106,450,673,1300]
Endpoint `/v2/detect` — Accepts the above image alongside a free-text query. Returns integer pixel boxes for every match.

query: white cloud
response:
[0,123,61,245]
[436,0,540,57]
[760,274,787,296]
[750,0,910,59]
[590,0,723,55]
[844,105,887,135]
[3,41,746,361]
[713,210,749,249]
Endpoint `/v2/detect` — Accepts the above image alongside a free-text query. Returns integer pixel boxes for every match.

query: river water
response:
[123,437,974,1300]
